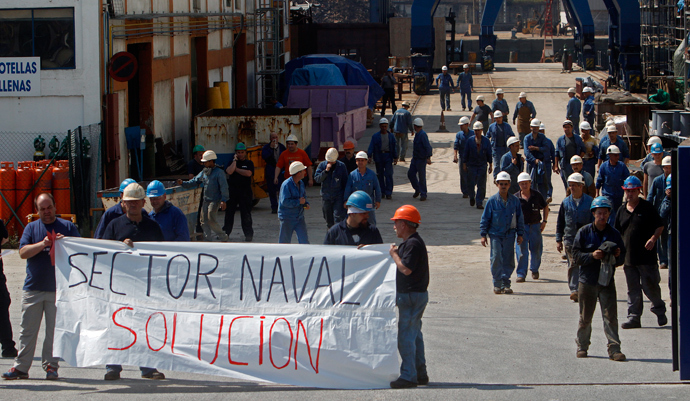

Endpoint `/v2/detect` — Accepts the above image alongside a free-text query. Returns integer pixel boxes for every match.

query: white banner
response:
[0,57,40,96]
[54,238,399,389]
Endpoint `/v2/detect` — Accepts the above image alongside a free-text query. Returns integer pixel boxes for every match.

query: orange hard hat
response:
[391,205,421,224]
[343,140,355,150]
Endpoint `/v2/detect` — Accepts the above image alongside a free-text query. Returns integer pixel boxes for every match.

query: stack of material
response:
[313,0,369,23]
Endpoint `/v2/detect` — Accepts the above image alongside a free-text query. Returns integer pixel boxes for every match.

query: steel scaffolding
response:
[255,0,286,107]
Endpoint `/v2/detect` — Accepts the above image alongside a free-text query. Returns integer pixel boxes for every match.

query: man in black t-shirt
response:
[388,205,429,389]
[614,176,667,329]
[224,143,255,242]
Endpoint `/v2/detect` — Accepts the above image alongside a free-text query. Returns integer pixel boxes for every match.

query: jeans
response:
[528,162,553,199]
[576,281,622,356]
[516,223,543,278]
[396,291,428,382]
[490,234,516,289]
[321,197,345,228]
[106,365,158,376]
[201,200,228,241]
[565,242,580,293]
[559,165,575,191]
[439,87,451,110]
[223,190,254,238]
[623,264,666,322]
[395,132,409,160]
[457,157,469,196]
[657,230,669,266]
[408,158,428,197]
[492,147,509,179]
[460,90,472,109]
[381,88,397,116]
[14,291,58,372]
[0,266,15,353]
[375,155,394,196]
[466,165,487,205]
[279,217,309,244]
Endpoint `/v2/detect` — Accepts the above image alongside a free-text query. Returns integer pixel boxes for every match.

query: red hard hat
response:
[343,140,355,150]
[391,205,421,224]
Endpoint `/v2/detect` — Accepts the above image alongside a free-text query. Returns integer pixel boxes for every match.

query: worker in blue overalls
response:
[582,86,595,128]
[454,116,472,198]
[456,64,473,111]
[486,110,515,179]
[368,117,398,200]
[596,145,630,220]
[463,121,493,209]
[408,118,433,201]
[566,87,582,135]
[435,66,455,111]
[524,119,553,203]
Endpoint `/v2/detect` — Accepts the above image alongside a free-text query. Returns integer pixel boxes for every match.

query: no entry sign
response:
[108,52,138,82]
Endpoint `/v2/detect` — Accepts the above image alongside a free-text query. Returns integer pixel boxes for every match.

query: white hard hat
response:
[507,137,520,147]
[413,118,424,127]
[567,87,576,94]
[458,116,470,125]
[485,45,494,51]
[607,145,621,154]
[463,64,469,69]
[289,161,307,176]
[570,155,583,165]
[662,155,672,166]
[540,123,545,130]
[476,95,485,102]
[607,125,618,133]
[379,117,389,125]
[325,147,339,162]
[519,92,527,98]
[647,136,662,146]
[494,110,503,118]
[200,150,217,162]
[355,151,369,160]
[496,171,511,182]
[580,121,592,131]
[530,118,541,127]
[567,173,584,184]
[495,88,504,95]
[563,120,573,126]
[402,101,410,107]
[442,65,448,71]
[286,134,299,143]
[517,172,531,183]
[583,86,593,93]
[122,183,146,201]
[473,121,484,131]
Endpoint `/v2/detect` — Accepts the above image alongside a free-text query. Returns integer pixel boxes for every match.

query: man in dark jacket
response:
[261,132,286,214]
[323,191,382,246]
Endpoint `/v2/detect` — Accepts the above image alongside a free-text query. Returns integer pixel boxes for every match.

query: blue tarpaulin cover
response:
[281,54,384,109]
[289,64,347,87]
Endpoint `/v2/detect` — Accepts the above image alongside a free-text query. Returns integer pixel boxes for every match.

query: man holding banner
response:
[324,191,382,246]
[2,193,79,380]
[389,205,430,389]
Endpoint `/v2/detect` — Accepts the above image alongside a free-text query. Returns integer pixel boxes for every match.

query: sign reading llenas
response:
[0,57,40,96]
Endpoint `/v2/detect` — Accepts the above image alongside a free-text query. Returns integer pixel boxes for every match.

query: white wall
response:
[0,1,101,132]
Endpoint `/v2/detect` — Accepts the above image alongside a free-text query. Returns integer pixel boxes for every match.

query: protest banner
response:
[54,238,399,389]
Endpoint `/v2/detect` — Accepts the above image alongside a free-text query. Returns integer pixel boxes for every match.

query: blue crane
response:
[410,0,442,94]
[601,0,642,91]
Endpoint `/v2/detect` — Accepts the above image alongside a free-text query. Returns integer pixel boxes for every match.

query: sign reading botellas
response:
[53,238,399,389]
[0,57,40,96]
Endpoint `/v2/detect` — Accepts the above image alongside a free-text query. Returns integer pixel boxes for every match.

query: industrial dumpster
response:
[286,86,369,158]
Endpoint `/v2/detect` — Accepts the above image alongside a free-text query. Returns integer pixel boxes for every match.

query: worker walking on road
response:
[515,172,548,283]
[278,161,310,244]
[513,92,537,146]
[323,191,382,246]
[435,66,455,111]
[480,171,525,294]
[579,122,599,178]
[486,110,515,178]
[344,151,382,226]
[491,88,509,121]
[572,196,626,362]
[368,118,398,199]
[568,156,596,197]
[555,120,585,191]
[456,64,473,111]
[380,67,397,117]
[582,87,595,127]
[596,145,630,216]
[598,125,630,169]
[454,116,472,198]
[499,137,522,195]
[614,176,667,329]
[470,95,493,133]
[463,121,493,209]
[224,142,255,242]
[408,118,433,202]
[556,173,594,302]
[389,205,430,389]
[642,143,665,198]
[314,147,349,228]
[261,132,286,214]
[524,119,553,203]
[147,180,190,242]
[340,140,357,173]
[391,101,414,162]
[566,88,581,135]
[275,134,313,187]
[648,155,672,269]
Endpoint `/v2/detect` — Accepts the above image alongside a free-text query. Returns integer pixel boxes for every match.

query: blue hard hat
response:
[666,174,672,190]
[146,180,166,197]
[387,67,393,72]
[622,176,642,190]
[591,196,613,211]
[119,178,136,193]
[650,142,663,154]
[346,191,375,212]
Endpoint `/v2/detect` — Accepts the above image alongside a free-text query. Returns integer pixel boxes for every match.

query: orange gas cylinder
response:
[16,161,35,234]
[33,160,53,202]
[52,160,70,215]
[0,162,16,234]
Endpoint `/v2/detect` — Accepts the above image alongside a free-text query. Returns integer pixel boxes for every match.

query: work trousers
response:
[381,88,397,116]
[492,146,509,179]
[460,90,472,109]
[201,200,228,241]
[565,242,580,293]
[396,291,428,383]
[582,158,597,179]
[265,168,283,212]
[375,154,395,196]
[466,165,487,205]
[490,234,516,289]
[14,291,58,372]
[279,217,309,244]
[105,365,158,376]
[576,281,622,356]
[439,88,452,111]
[516,223,543,278]
[0,266,15,353]
[457,157,469,196]
[527,163,553,199]
[657,230,669,266]
[623,264,666,322]
[321,197,345,228]
[223,190,254,238]
[395,132,409,161]
[408,159,428,197]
